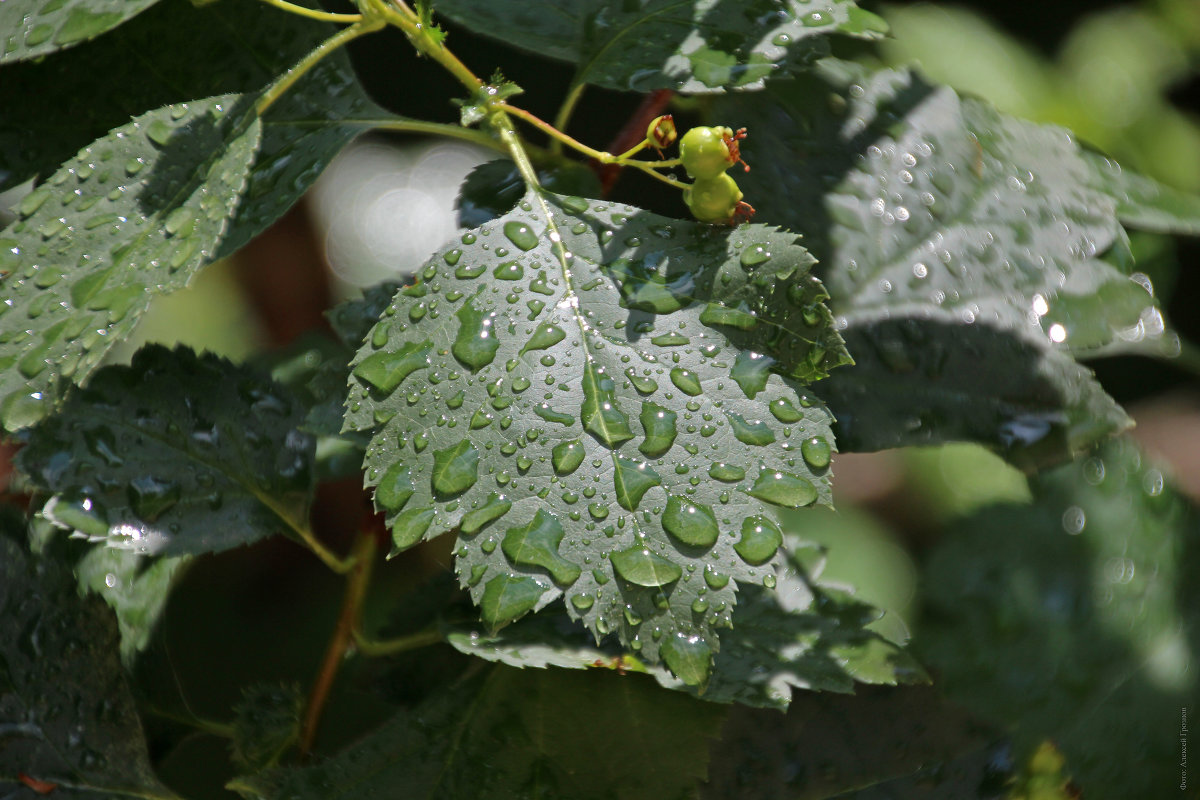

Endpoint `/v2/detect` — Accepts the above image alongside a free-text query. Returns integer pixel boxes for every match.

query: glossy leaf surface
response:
[346,192,845,676]
[435,0,886,93]
[18,345,315,556]
[0,509,176,800]
[723,61,1173,461]
[0,0,158,64]
[231,666,724,800]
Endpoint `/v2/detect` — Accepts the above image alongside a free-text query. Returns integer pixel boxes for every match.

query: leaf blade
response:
[0,0,159,64]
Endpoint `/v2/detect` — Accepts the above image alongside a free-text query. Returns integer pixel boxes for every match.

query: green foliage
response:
[1,0,1199,798]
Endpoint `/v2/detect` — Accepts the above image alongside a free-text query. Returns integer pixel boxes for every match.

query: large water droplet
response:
[391,507,435,550]
[431,441,480,497]
[727,412,775,446]
[521,323,566,353]
[669,367,702,396]
[740,243,772,267]
[625,368,658,395]
[610,546,682,587]
[801,436,831,470]
[662,496,718,548]
[452,301,500,371]
[501,509,580,586]
[768,398,803,423]
[582,363,633,447]
[128,476,180,523]
[708,462,744,483]
[747,470,817,508]
[551,440,585,475]
[638,402,677,458]
[376,461,415,511]
[734,515,782,565]
[730,351,775,399]
[613,457,662,511]
[493,260,524,280]
[661,633,712,686]
[699,302,758,331]
[503,221,539,251]
[480,574,546,629]
[354,340,432,393]
[461,492,512,534]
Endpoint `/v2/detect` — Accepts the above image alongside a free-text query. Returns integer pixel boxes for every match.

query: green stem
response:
[257,0,363,24]
[551,83,587,154]
[374,0,483,91]
[353,627,444,656]
[145,704,235,739]
[256,18,385,116]
[367,118,507,153]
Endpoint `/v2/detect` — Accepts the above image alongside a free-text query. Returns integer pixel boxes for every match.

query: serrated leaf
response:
[434,0,886,93]
[18,345,315,556]
[722,60,1168,461]
[0,0,158,64]
[230,666,725,800]
[448,536,924,708]
[345,192,845,677]
[457,158,602,229]
[0,45,392,430]
[919,438,1197,800]
[0,508,178,800]
[1081,149,1200,235]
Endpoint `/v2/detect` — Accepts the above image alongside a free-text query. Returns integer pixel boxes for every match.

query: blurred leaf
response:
[231,666,725,800]
[0,508,178,800]
[231,684,303,773]
[702,685,1007,800]
[1081,149,1200,236]
[0,0,159,65]
[456,158,602,228]
[721,60,1175,462]
[919,438,1197,800]
[345,192,845,682]
[18,345,315,556]
[435,0,886,93]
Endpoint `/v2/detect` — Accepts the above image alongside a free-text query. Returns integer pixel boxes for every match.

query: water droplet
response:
[734,516,782,565]
[661,633,711,686]
[669,367,702,396]
[571,593,594,611]
[461,492,512,534]
[503,221,539,251]
[128,476,180,523]
[662,496,718,548]
[501,509,580,585]
[376,461,415,511]
[444,249,463,265]
[708,462,744,483]
[561,196,589,215]
[83,426,123,466]
[801,436,831,470]
[613,457,662,511]
[455,262,486,279]
[768,398,803,423]
[651,332,689,347]
[480,574,546,629]
[730,351,775,398]
[493,260,524,280]
[391,506,435,549]
[587,502,609,520]
[551,440,585,475]
[625,368,658,395]
[431,441,479,497]
[354,340,432,393]
[699,303,758,331]
[452,301,500,371]
[727,412,775,446]
[582,363,633,447]
[521,323,566,353]
[610,546,682,587]
[703,565,729,589]
[638,402,677,458]
[747,470,817,508]
[740,243,771,267]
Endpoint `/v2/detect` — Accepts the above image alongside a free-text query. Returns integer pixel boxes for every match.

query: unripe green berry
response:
[684,172,743,224]
[679,126,734,180]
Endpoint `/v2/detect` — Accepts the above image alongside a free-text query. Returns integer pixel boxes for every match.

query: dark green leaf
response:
[1082,149,1200,235]
[345,192,845,679]
[722,60,1166,460]
[230,666,725,800]
[456,159,602,228]
[0,508,177,800]
[231,683,303,773]
[18,345,315,556]
[0,0,158,64]
[435,0,886,93]
[919,438,1198,800]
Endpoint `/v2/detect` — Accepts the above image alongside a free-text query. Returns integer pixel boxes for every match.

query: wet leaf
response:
[345,191,845,677]
[1081,149,1200,236]
[18,345,315,556]
[722,60,1182,462]
[919,438,1198,800]
[230,666,724,800]
[0,508,178,800]
[230,684,303,773]
[0,0,158,64]
[434,0,886,93]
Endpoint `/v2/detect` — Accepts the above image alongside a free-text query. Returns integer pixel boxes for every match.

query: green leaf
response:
[345,192,845,678]
[918,438,1198,800]
[0,508,177,800]
[0,47,390,431]
[457,159,602,228]
[1082,149,1200,235]
[0,0,375,194]
[0,0,159,64]
[231,683,303,773]
[18,345,315,556]
[230,666,725,800]
[448,536,924,708]
[74,546,188,664]
[434,0,886,93]
[722,61,1163,460]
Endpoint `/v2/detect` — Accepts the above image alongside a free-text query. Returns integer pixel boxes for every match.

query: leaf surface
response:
[0,509,177,800]
[345,192,846,679]
[1081,149,1200,235]
[0,0,158,64]
[919,438,1198,800]
[722,61,1174,461]
[18,345,315,556]
[435,0,886,93]
[231,666,725,800]
[74,546,187,663]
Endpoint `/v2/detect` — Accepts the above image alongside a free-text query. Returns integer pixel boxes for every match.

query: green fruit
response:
[679,126,734,180]
[684,172,743,224]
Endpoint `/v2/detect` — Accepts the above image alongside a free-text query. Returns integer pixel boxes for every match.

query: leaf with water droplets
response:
[723,60,1164,464]
[346,192,842,674]
[0,0,158,64]
[921,439,1197,800]
[434,0,886,93]
[0,508,177,800]
[1080,149,1200,236]
[17,345,315,557]
[230,664,724,800]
